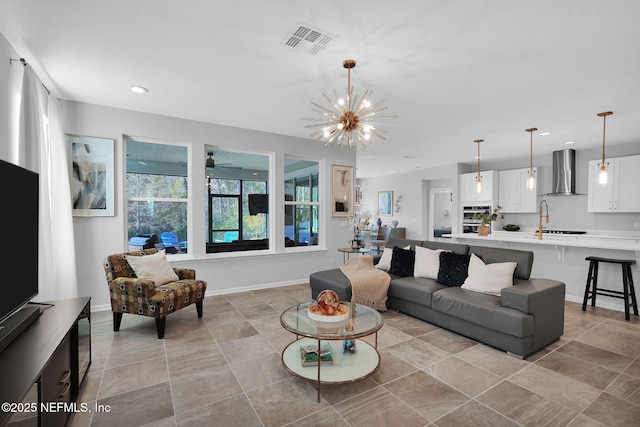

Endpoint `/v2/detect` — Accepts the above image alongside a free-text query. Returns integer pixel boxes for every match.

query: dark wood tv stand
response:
[0,297,91,427]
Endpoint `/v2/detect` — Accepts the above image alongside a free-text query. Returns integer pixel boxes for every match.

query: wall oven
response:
[462,205,492,233]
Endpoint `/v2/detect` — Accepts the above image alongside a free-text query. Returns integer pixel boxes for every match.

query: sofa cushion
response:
[125,249,179,286]
[461,254,517,296]
[388,276,446,307]
[390,246,415,277]
[414,246,446,279]
[437,252,470,286]
[432,286,535,337]
[468,245,534,280]
[376,245,410,271]
[376,247,394,271]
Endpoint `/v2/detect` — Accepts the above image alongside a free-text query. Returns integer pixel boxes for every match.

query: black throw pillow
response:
[437,252,471,286]
[389,246,415,277]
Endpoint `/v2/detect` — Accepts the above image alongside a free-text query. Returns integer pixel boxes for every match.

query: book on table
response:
[300,342,333,367]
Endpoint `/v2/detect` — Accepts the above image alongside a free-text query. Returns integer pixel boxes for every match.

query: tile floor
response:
[32,285,640,426]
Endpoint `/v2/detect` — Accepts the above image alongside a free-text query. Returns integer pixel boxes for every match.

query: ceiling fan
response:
[205,152,239,169]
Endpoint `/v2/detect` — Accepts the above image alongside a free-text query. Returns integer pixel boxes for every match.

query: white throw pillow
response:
[413,246,446,279]
[125,249,179,286]
[375,245,410,271]
[461,253,517,296]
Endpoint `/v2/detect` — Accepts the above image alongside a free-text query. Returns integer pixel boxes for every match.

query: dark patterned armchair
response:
[103,249,207,338]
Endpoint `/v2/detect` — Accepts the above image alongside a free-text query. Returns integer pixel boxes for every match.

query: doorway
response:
[429,188,453,239]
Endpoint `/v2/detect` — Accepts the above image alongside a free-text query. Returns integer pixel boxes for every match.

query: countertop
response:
[445,231,640,252]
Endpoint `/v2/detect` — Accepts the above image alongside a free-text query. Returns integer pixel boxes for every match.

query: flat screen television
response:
[0,159,40,351]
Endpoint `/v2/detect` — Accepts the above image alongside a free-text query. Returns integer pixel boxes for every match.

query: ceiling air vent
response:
[282,23,334,55]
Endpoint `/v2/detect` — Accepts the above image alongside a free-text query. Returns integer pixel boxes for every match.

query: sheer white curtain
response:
[19,65,77,301]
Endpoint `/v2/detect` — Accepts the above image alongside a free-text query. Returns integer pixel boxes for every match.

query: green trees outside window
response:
[126,139,189,253]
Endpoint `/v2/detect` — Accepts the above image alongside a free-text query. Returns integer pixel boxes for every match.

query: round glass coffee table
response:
[280,301,384,402]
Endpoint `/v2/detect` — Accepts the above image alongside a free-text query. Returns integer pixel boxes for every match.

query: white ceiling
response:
[1,0,639,178]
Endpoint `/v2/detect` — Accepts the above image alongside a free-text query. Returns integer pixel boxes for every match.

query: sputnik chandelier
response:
[302,59,397,150]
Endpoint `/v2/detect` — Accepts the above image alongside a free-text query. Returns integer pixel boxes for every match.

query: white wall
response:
[62,101,356,310]
[356,163,464,239]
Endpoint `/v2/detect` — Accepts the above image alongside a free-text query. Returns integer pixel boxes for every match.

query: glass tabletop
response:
[280,301,383,340]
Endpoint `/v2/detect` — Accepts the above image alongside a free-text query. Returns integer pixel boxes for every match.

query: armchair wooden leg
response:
[196,301,203,318]
[155,317,166,339]
[113,312,123,331]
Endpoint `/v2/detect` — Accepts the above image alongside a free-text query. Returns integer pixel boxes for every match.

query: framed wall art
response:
[331,164,354,217]
[377,190,393,216]
[67,134,115,217]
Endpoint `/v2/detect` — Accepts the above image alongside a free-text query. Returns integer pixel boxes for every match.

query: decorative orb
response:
[316,289,340,315]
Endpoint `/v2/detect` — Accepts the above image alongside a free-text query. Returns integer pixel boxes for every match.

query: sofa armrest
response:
[174,268,196,280]
[501,279,565,314]
[502,278,566,350]
[111,277,157,299]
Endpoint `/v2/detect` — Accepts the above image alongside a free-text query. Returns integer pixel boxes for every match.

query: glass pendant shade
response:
[527,171,536,191]
[598,165,608,186]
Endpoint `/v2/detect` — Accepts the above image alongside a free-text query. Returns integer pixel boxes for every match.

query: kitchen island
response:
[445,230,640,314]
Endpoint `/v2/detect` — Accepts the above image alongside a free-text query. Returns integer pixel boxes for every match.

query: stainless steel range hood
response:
[547,149,580,195]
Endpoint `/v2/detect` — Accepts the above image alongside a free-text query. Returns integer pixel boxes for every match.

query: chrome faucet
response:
[536,199,549,240]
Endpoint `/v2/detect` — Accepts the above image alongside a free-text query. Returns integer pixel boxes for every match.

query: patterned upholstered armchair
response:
[103,249,207,338]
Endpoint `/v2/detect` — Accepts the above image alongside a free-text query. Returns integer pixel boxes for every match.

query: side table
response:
[337,247,371,263]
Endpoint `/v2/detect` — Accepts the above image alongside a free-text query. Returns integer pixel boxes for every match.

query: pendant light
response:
[474,139,483,192]
[597,111,613,186]
[525,128,537,191]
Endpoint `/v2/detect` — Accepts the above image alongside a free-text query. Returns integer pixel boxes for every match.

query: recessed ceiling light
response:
[539,132,550,136]
[130,85,148,94]
[564,140,576,145]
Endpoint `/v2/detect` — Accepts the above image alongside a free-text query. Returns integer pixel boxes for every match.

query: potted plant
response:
[348,211,371,248]
[474,205,502,236]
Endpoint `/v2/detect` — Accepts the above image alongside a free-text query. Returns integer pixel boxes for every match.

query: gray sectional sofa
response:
[310,238,565,358]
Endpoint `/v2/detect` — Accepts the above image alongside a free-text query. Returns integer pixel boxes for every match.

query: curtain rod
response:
[9,57,27,66]
[9,57,50,96]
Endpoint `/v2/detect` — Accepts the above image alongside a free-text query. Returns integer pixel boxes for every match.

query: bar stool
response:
[582,256,638,320]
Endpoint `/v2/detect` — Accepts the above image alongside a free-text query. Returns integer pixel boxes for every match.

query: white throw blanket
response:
[340,255,390,311]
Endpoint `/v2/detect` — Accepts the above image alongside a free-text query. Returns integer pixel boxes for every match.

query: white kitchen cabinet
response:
[499,167,538,213]
[588,155,640,212]
[460,170,497,203]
